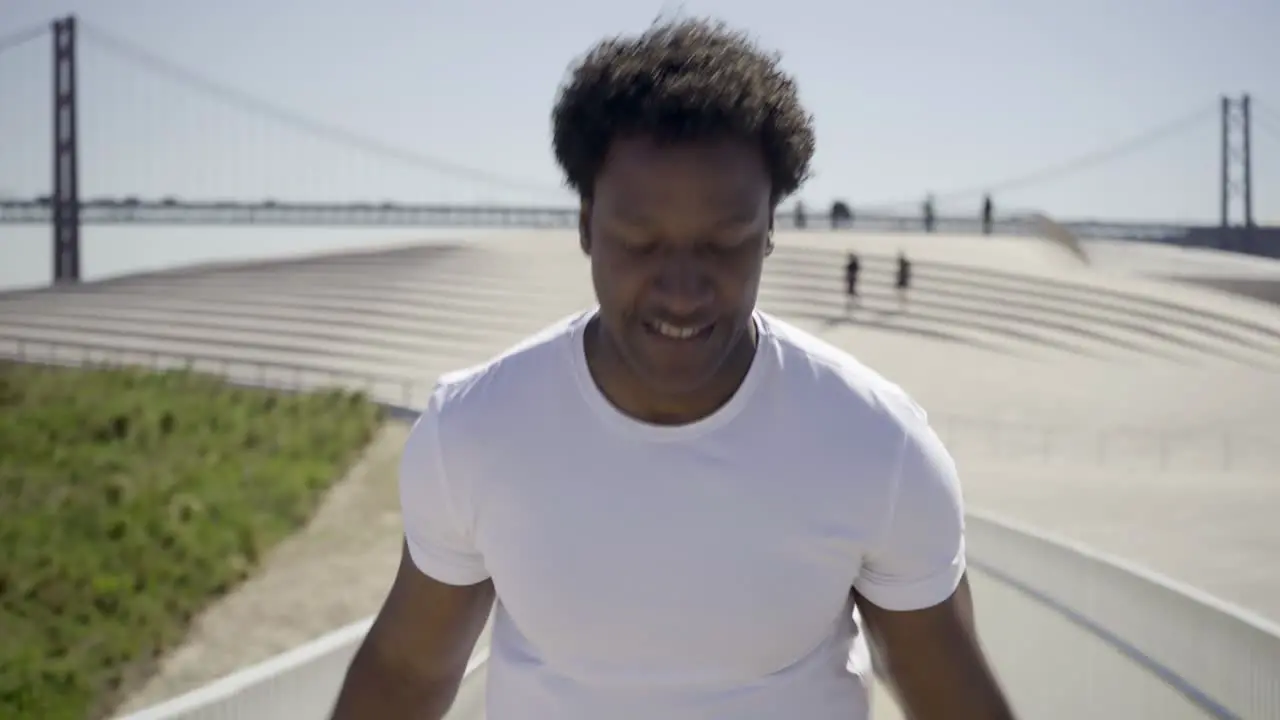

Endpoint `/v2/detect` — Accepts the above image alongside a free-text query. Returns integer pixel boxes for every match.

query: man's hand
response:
[329,543,494,720]
[855,574,1015,720]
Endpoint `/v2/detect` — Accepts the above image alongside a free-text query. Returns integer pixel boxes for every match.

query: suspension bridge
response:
[4,12,1280,720]
[1,16,1279,286]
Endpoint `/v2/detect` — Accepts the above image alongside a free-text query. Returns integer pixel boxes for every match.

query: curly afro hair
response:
[551,18,815,204]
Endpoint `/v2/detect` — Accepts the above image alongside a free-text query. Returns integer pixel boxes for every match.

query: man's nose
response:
[652,257,714,316]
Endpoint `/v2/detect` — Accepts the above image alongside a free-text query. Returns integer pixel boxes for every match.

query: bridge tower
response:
[1219,94,1253,253]
[52,16,81,284]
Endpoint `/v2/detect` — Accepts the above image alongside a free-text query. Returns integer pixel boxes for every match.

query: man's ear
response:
[578,201,592,255]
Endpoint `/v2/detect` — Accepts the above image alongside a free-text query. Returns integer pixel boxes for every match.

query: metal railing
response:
[0,337,423,409]
[0,197,1211,246]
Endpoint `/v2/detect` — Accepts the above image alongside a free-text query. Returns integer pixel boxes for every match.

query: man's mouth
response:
[642,318,715,341]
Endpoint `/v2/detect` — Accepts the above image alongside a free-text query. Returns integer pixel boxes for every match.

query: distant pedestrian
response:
[982,194,994,235]
[895,251,912,310]
[844,252,861,313]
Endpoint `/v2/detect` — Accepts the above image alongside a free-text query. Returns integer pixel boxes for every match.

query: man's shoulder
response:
[399,311,591,496]
[434,309,587,402]
[761,312,928,435]
[429,309,588,422]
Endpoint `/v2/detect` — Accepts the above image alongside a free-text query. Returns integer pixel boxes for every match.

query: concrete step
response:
[56,268,592,309]
[769,247,1280,354]
[0,289,571,347]
[768,262,1278,361]
[0,307,524,362]
[766,256,1280,370]
[760,282,1273,370]
[3,278,588,328]
[759,290,1158,365]
[0,319,497,380]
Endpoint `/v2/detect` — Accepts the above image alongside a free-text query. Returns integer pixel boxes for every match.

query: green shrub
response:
[0,362,383,719]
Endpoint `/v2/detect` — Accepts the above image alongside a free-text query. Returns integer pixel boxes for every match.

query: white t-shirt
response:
[399,309,966,720]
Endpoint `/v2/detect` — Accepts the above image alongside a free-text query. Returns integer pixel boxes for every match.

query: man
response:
[896,250,913,311]
[845,251,862,313]
[330,18,1014,720]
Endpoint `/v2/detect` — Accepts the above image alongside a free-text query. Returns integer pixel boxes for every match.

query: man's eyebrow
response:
[715,209,765,226]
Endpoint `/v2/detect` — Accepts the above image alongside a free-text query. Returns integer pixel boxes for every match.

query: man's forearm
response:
[329,640,462,720]
[879,645,1014,720]
[857,578,1016,719]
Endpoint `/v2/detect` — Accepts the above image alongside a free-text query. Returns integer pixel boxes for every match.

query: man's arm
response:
[855,575,1012,719]
[329,543,493,719]
[853,397,1015,719]
[331,387,493,719]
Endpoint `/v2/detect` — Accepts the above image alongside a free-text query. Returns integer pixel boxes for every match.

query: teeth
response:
[653,320,705,340]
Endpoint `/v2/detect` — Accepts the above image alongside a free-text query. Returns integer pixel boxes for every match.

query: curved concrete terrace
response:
[4,230,1279,718]
[1081,237,1280,307]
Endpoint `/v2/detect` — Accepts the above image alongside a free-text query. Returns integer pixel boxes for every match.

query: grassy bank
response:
[0,362,383,720]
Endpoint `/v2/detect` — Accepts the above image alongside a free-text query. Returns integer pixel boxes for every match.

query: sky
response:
[2,0,1280,286]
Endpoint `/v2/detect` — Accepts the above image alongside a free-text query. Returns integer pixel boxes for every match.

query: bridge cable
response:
[1254,98,1280,120]
[75,21,569,199]
[859,101,1219,213]
[1252,100,1280,143]
[1252,116,1280,148]
[0,23,48,57]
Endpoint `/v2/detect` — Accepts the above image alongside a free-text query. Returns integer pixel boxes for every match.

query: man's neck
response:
[584,317,757,426]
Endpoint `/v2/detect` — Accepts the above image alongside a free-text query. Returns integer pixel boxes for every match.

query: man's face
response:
[582,135,772,396]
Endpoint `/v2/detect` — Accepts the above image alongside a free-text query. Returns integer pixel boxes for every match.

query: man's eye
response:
[625,242,658,255]
[704,238,750,254]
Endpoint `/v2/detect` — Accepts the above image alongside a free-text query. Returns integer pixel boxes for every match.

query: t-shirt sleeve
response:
[853,417,966,611]
[398,391,490,586]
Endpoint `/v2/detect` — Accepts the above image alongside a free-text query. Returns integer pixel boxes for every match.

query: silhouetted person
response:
[831,200,854,229]
[982,195,994,236]
[794,201,807,229]
[923,194,936,233]
[844,252,861,312]
[895,251,912,310]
